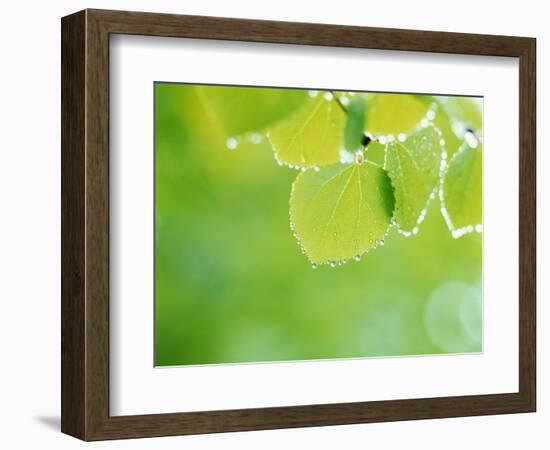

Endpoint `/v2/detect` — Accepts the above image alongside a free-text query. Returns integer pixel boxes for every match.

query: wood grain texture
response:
[61,8,536,441]
[61,10,86,439]
[518,39,536,409]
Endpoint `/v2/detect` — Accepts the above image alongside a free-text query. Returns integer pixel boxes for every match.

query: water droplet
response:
[465,131,479,148]
[249,133,262,144]
[339,149,355,164]
[452,121,466,138]
[412,227,419,235]
[308,90,318,98]
[313,166,320,172]
[426,110,436,120]
[340,96,350,106]
[226,137,238,150]
[329,261,336,268]
[354,255,361,262]
[398,133,407,142]
[324,92,334,101]
[420,118,429,128]
[475,224,483,233]
[439,138,446,146]
[378,136,387,145]
[311,263,318,269]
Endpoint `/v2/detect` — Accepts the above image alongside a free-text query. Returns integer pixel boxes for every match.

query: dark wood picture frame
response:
[61,8,536,441]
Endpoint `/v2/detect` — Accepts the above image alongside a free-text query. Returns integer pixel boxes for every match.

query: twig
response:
[330,90,348,114]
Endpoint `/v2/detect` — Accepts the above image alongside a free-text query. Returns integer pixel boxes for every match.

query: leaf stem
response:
[330,90,348,114]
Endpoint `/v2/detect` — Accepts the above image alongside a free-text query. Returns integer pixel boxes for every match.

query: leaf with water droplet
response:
[436,97,483,133]
[343,96,367,151]
[442,141,482,230]
[267,94,345,168]
[289,162,395,264]
[414,95,462,157]
[365,94,430,135]
[196,85,308,136]
[385,125,442,232]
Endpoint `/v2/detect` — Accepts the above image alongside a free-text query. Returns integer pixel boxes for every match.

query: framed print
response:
[61,9,536,440]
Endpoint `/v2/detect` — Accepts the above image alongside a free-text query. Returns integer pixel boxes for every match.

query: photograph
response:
[154,83,483,367]
[0,1,539,446]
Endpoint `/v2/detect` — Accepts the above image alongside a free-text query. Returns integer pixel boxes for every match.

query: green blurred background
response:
[155,83,482,366]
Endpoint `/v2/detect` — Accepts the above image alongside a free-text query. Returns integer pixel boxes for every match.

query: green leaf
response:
[343,96,367,151]
[364,140,386,166]
[267,94,345,168]
[196,85,308,136]
[366,94,430,135]
[413,95,462,157]
[385,125,442,232]
[290,162,395,264]
[431,103,462,157]
[436,97,482,132]
[441,141,482,232]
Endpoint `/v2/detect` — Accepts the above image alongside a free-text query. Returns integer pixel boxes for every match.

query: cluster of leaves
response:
[196,86,482,266]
